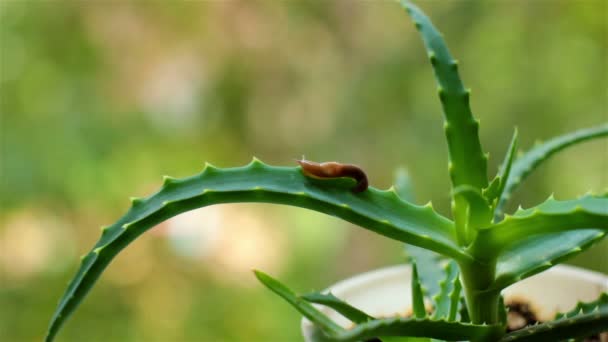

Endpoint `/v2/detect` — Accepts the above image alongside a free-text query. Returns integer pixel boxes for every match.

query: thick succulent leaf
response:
[405,245,445,300]
[498,296,507,327]
[492,229,605,291]
[472,194,608,258]
[452,185,492,238]
[328,317,503,342]
[459,298,470,323]
[254,270,344,336]
[447,278,462,322]
[411,262,427,319]
[484,129,518,217]
[380,337,429,342]
[301,292,373,324]
[432,261,461,321]
[496,124,608,217]
[500,293,608,342]
[555,292,608,319]
[45,159,463,342]
[400,0,487,191]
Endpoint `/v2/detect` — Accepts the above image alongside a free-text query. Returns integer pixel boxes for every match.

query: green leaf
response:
[555,292,608,319]
[500,293,608,342]
[497,296,507,327]
[432,261,461,321]
[301,292,373,324]
[45,159,463,342]
[452,185,492,236]
[404,245,445,300]
[484,129,518,219]
[380,337,429,342]
[459,297,470,323]
[254,270,344,336]
[492,229,605,291]
[496,124,608,217]
[329,317,503,342]
[411,262,427,319]
[471,194,608,258]
[400,0,487,191]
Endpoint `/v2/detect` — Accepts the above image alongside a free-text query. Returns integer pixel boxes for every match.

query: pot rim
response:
[301,264,607,338]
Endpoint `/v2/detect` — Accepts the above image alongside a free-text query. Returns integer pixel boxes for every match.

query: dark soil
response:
[506,299,608,342]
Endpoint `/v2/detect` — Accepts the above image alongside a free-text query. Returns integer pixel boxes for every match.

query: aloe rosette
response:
[46,1,608,341]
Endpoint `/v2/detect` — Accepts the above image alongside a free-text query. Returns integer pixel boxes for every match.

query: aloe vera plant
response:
[46,1,608,341]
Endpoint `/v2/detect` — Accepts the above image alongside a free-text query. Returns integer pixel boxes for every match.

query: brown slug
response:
[296,159,369,193]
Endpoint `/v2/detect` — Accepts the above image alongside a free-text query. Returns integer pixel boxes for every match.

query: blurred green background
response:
[1,1,606,341]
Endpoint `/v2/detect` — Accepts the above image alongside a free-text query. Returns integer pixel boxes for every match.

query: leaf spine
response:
[464,88,471,101]
[428,52,437,65]
[162,175,177,186]
[450,59,459,70]
[437,86,447,102]
[249,156,264,168]
[203,162,219,173]
[130,197,144,206]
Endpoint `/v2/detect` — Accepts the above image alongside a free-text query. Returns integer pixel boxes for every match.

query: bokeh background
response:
[1,0,606,341]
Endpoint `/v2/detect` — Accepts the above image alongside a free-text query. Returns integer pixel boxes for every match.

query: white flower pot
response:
[301,264,608,341]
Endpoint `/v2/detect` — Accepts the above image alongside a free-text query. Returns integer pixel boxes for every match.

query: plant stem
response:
[458,259,500,325]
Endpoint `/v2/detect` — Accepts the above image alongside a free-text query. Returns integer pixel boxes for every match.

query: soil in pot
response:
[506,299,608,342]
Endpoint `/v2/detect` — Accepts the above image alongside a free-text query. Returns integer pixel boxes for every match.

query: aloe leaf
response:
[484,129,518,217]
[555,292,608,319]
[330,317,503,342]
[492,229,605,291]
[254,270,344,336]
[472,194,608,258]
[411,262,427,319]
[45,159,463,342]
[400,1,487,191]
[380,337,428,342]
[301,292,373,324]
[496,124,608,217]
[432,261,461,321]
[405,245,445,300]
[497,296,507,327]
[402,0,490,246]
[459,297,470,323]
[452,185,492,237]
[500,293,608,342]
[447,278,462,322]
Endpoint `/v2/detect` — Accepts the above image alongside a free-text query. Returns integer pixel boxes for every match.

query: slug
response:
[296,159,369,193]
